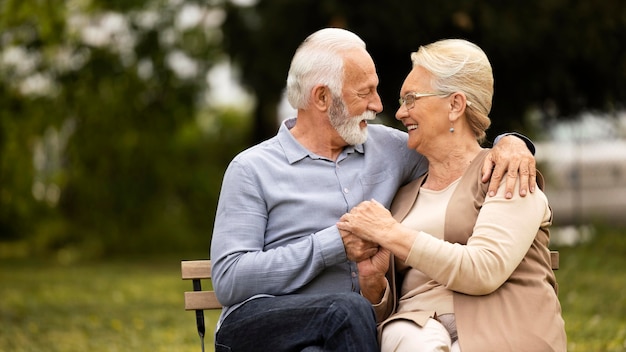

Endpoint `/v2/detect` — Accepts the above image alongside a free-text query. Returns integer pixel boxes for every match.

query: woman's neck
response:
[423,143,482,191]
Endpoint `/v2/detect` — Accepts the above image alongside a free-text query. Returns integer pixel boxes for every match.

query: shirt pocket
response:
[360,170,391,185]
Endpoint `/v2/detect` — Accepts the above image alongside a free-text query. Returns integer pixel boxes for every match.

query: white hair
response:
[286,28,366,109]
[411,39,493,142]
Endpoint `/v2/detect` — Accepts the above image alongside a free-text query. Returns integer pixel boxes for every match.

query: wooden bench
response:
[181,251,560,349]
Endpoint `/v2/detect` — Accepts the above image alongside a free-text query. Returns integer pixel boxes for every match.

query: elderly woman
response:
[337,39,566,352]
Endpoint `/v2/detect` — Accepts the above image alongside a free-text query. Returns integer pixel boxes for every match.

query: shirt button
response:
[343,188,349,194]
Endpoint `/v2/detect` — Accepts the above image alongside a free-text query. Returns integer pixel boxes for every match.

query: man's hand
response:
[339,228,379,262]
[358,248,390,304]
[482,135,536,198]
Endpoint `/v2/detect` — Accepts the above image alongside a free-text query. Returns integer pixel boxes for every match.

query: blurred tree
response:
[222,0,626,142]
[0,0,250,258]
[2,0,625,258]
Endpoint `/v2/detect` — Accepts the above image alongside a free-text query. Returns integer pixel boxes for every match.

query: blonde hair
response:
[286,28,366,109]
[411,39,493,142]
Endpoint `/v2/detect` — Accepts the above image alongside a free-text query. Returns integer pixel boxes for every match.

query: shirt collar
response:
[278,118,364,164]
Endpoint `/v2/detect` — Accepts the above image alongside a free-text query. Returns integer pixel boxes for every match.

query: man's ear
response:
[312,85,330,111]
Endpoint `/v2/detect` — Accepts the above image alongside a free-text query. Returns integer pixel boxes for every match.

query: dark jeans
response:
[215,292,379,352]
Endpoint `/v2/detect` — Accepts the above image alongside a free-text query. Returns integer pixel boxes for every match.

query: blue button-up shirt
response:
[210,118,428,326]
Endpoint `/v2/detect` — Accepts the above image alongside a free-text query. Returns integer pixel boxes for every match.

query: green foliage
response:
[0,0,251,258]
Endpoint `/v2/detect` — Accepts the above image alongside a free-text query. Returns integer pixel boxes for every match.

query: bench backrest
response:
[181,251,560,311]
[181,260,222,310]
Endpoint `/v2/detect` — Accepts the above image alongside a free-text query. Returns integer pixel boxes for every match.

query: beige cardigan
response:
[378,150,566,351]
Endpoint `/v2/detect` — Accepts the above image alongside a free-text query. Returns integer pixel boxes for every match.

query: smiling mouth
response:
[406,124,418,131]
[361,117,376,125]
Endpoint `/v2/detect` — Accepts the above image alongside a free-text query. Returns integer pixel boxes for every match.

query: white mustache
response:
[361,111,377,121]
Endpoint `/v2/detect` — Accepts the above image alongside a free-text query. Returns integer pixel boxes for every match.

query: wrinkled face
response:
[328,95,376,145]
[330,48,382,145]
[396,66,450,152]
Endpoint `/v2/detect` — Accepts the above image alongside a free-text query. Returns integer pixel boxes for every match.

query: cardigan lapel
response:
[390,175,427,223]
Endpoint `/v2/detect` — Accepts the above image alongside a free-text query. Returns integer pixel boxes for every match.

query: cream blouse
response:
[396,178,459,316]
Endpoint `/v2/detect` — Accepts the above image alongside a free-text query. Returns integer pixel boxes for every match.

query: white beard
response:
[329,95,376,145]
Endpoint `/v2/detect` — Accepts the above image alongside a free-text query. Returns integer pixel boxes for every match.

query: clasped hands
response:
[338,199,396,262]
[338,200,394,302]
[338,200,395,267]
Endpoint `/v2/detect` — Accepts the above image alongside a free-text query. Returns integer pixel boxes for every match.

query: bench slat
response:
[184,291,222,310]
[550,250,559,270]
[181,260,212,280]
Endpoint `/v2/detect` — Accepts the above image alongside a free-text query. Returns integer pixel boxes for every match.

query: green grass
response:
[1,225,625,352]
[0,255,220,352]
[554,224,626,352]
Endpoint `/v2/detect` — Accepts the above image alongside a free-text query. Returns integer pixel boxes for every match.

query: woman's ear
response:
[447,92,468,124]
[449,92,468,119]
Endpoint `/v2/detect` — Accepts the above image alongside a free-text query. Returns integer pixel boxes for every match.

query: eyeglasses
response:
[399,92,449,110]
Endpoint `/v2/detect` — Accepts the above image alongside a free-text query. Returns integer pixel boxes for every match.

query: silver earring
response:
[449,127,455,133]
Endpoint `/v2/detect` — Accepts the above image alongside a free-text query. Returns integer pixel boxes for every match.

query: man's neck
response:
[290,115,347,161]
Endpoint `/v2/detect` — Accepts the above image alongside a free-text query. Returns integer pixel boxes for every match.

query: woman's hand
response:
[339,228,379,262]
[337,199,397,244]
